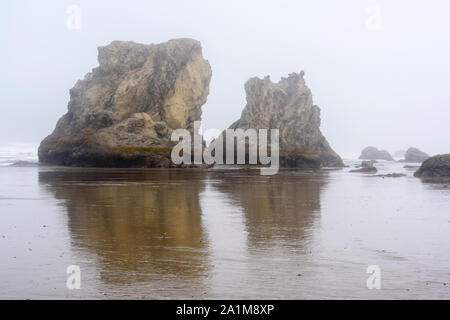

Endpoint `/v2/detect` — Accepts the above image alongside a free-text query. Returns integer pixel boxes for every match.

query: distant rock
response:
[359,147,394,161]
[351,160,377,173]
[38,39,212,167]
[374,173,406,178]
[393,150,406,158]
[222,72,343,168]
[404,147,430,163]
[350,166,377,173]
[414,154,450,179]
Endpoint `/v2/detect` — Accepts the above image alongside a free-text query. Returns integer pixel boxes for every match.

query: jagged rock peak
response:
[228,71,343,168]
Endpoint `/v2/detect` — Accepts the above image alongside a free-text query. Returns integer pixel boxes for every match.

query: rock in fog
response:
[350,166,378,173]
[359,146,394,161]
[404,147,430,163]
[223,72,343,168]
[39,39,212,167]
[350,160,377,173]
[414,154,450,179]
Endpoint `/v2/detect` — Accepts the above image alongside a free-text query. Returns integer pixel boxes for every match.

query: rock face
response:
[404,147,429,163]
[414,154,450,178]
[39,39,212,167]
[359,147,393,161]
[225,72,343,168]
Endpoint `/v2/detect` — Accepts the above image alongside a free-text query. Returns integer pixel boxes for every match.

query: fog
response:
[1,0,449,157]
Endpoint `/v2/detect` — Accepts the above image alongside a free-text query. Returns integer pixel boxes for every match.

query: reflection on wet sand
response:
[8,165,448,299]
[199,169,328,298]
[39,168,209,287]
[208,169,327,248]
[38,167,327,297]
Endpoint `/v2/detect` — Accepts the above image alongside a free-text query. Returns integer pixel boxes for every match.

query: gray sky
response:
[1,0,449,157]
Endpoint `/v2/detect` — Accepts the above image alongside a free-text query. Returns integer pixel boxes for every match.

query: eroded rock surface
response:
[39,39,212,167]
[224,72,343,168]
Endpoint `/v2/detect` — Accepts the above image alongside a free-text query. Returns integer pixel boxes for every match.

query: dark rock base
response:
[414,154,450,180]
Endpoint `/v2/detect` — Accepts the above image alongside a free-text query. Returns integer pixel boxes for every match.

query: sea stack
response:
[404,147,430,163]
[359,147,394,161]
[223,72,343,168]
[38,39,212,167]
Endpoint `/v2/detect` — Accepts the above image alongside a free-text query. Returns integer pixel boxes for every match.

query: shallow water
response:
[0,161,449,299]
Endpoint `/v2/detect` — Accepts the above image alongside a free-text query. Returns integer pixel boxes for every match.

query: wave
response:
[0,145,38,167]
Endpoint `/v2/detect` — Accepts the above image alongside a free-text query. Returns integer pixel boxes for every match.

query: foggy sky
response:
[1,0,449,157]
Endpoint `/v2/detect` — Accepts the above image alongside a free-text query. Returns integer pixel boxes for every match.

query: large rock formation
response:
[223,72,343,168]
[359,146,394,161]
[414,154,450,179]
[39,39,212,167]
[404,147,429,163]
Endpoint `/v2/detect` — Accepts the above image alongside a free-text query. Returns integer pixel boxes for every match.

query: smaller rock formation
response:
[414,154,450,179]
[350,161,377,173]
[350,166,377,173]
[221,71,343,168]
[404,147,430,163]
[359,147,394,161]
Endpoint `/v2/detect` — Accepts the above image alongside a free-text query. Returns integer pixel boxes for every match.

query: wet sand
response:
[0,161,449,299]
